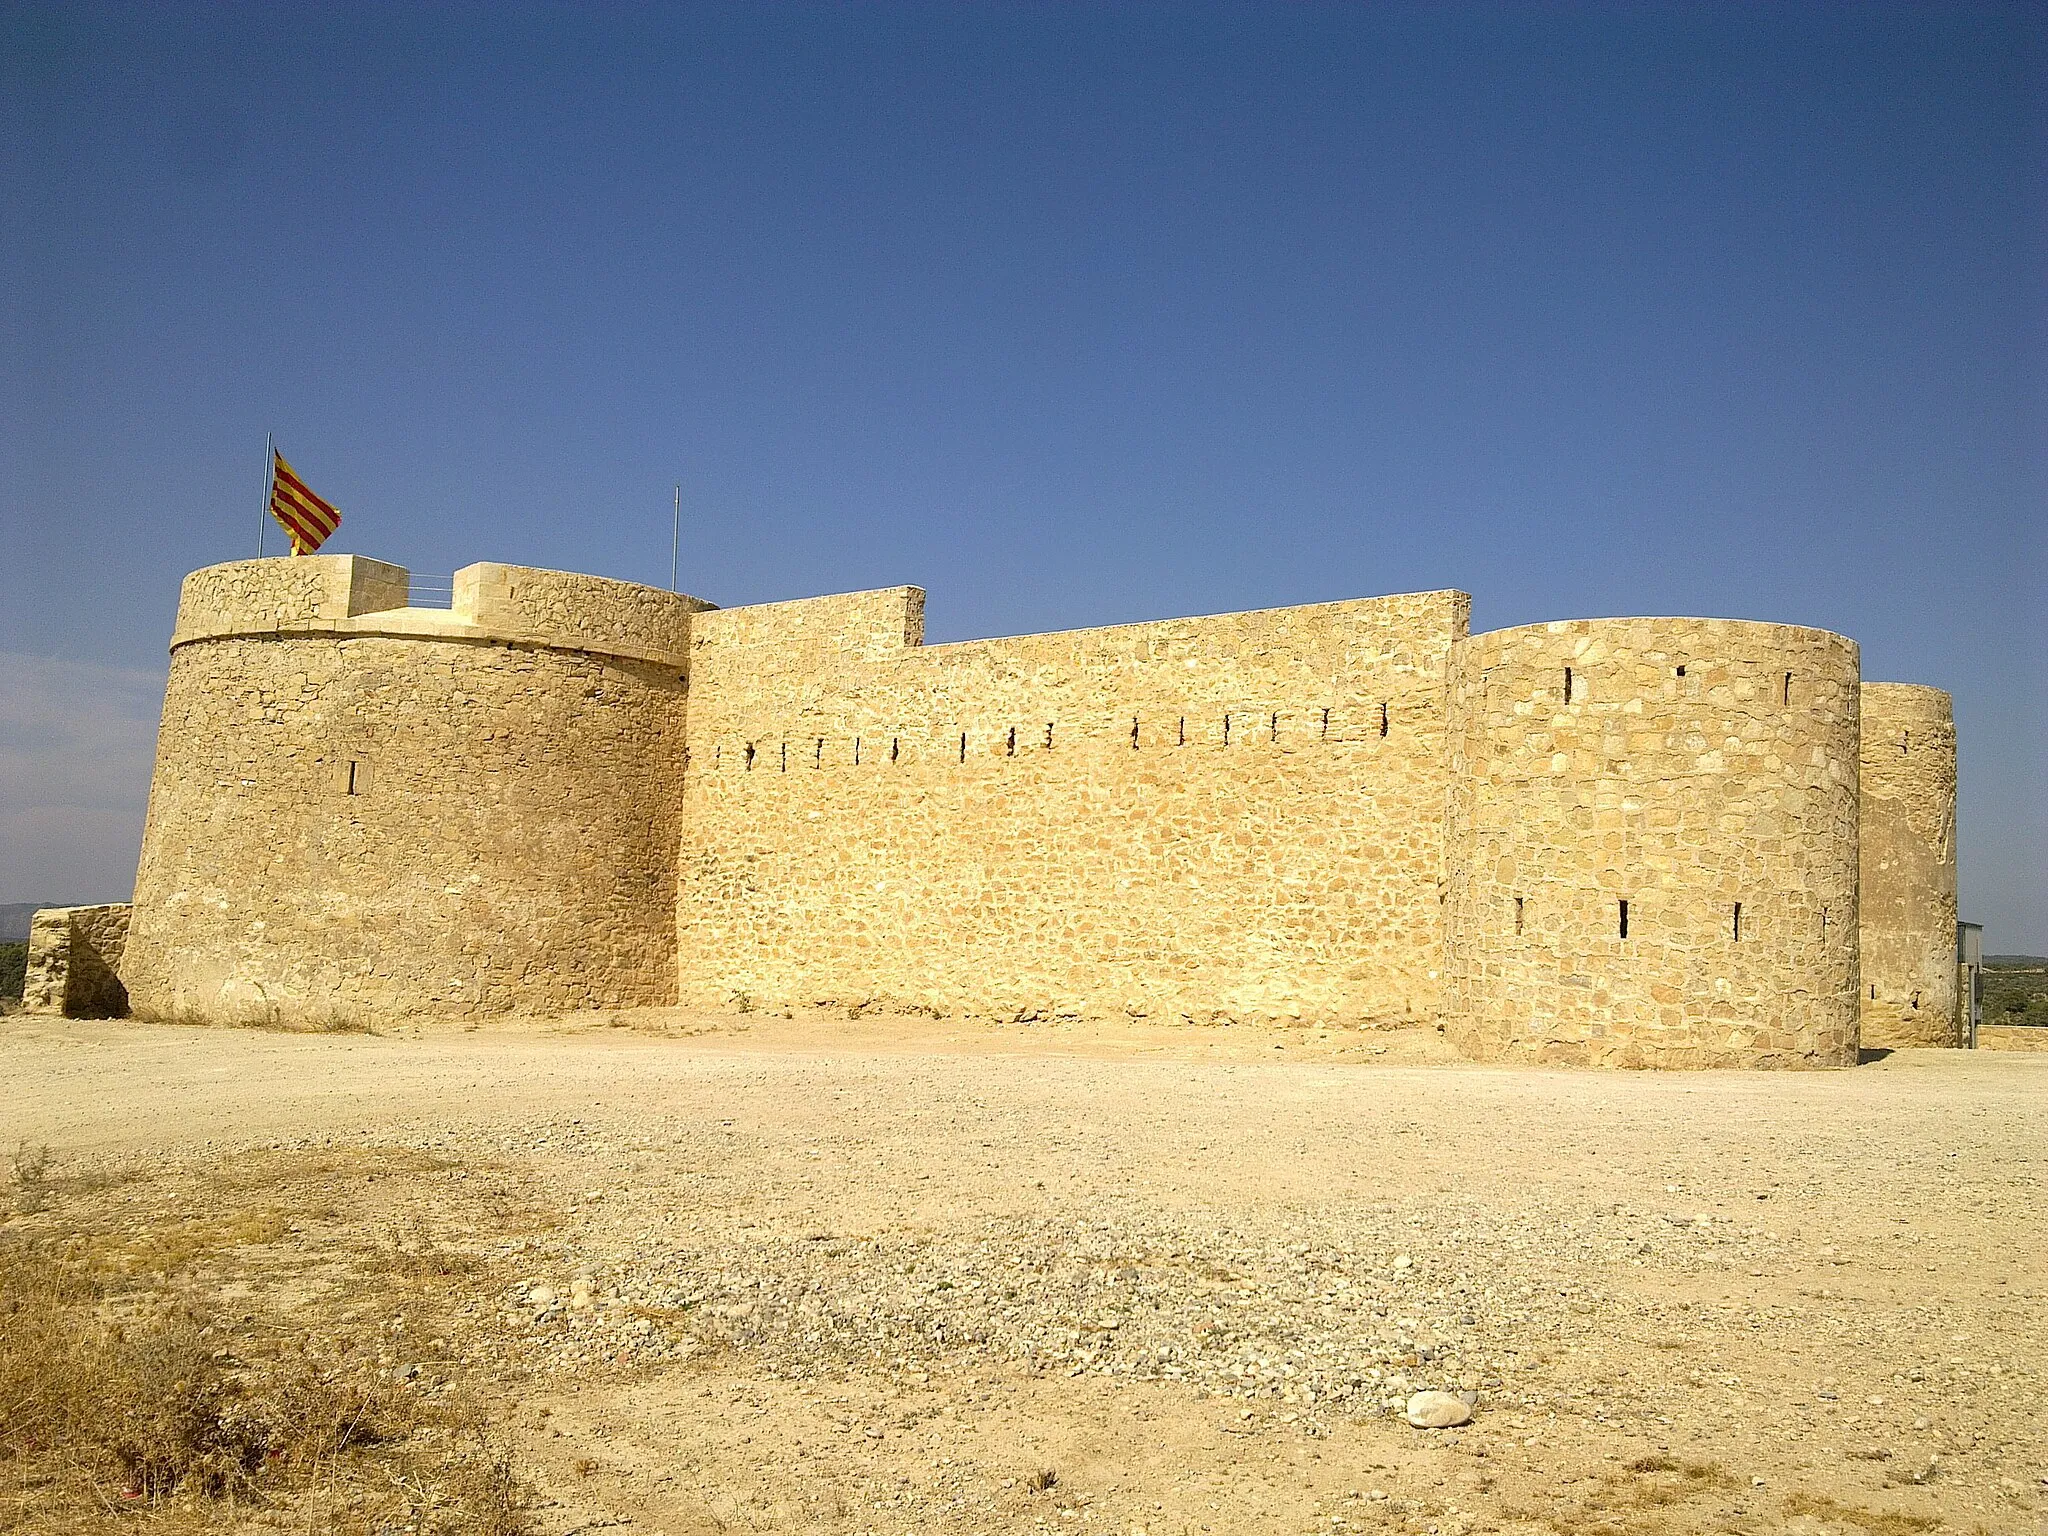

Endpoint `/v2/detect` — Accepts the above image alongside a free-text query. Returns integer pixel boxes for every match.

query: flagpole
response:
[257,432,274,557]
[671,483,681,592]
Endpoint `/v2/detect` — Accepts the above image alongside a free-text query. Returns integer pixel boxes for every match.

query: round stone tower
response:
[1856,682,1959,1047]
[1441,617,1861,1067]
[123,555,707,1025]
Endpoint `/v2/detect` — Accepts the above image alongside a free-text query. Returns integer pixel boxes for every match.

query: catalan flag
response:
[267,450,342,555]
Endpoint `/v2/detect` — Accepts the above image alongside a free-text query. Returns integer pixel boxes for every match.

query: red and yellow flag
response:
[268,451,342,555]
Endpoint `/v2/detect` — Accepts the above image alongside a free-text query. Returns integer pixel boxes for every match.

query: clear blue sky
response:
[4,4,2043,949]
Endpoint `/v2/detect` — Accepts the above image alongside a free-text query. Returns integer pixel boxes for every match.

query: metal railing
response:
[408,575,455,610]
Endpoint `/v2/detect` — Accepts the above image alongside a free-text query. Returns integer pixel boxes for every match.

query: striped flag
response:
[268,450,342,555]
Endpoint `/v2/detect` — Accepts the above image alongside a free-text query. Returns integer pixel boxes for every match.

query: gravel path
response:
[4,1010,2043,1534]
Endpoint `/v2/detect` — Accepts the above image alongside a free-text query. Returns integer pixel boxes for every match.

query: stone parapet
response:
[171,556,409,646]
[21,904,132,1017]
[170,557,709,667]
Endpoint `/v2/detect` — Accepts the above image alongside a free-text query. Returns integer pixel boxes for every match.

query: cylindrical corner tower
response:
[1442,617,1861,1068]
[123,555,707,1024]
[1857,682,1959,1047]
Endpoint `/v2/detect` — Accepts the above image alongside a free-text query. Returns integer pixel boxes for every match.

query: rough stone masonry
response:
[59,554,1960,1067]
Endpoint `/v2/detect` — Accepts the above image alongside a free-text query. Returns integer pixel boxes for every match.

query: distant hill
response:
[1987,955,2048,969]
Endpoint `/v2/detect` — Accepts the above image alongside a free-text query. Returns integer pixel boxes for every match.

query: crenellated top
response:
[169,555,713,667]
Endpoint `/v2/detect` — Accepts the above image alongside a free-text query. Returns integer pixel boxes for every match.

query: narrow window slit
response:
[1564,667,1574,704]
[745,742,756,771]
[854,737,861,766]
[1618,899,1629,939]
[1222,713,1231,746]
[890,737,900,764]
[780,742,787,772]
[1045,722,1054,749]
[1732,902,1742,942]
[814,737,823,767]
[1513,897,1524,935]
[1130,717,1140,749]
[1379,701,1389,738]
[1006,726,1016,757]
[345,760,360,796]
[959,732,967,764]
[1269,712,1278,742]
[1177,716,1186,746]
[1782,672,1793,705]
[1320,707,1330,739]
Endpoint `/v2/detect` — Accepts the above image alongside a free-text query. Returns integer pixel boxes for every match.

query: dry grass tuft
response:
[385,1426,528,1536]
[9,1143,53,1216]
[1521,1455,1742,1526]
[0,1152,531,1533]
[129,1000,380,1035]
[382,1212,484,1279]
[2,1237,415,1508]
[1784,1491,1941,1534]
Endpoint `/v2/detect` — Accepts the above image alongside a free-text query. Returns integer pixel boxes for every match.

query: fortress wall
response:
[123,558,698,1024]
[1442,618,1861,1067]
[1857,683,1959,1047]
[677,587,1469,1025]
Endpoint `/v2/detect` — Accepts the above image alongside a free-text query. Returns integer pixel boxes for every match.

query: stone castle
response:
[28,554,1964,1067]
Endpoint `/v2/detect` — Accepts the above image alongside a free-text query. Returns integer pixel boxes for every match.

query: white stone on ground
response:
[1404,1391,1472,1429]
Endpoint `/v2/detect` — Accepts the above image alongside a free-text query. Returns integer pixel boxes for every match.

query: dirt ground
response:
[3,1008,2044,1535]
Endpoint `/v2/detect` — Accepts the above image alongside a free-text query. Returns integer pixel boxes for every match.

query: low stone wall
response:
[21,904,133,1017]
[1977,1026,2048,1053]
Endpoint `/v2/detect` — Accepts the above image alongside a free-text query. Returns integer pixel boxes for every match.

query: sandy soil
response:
[3,1008,2044,1535]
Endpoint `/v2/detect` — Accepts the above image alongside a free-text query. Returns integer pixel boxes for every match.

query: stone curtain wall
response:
[123,560,698,1025]
[21,904,132,1017]
[1441,619,1862,1068]
[676,588,1469,1026]
[1857,683,1960,1048]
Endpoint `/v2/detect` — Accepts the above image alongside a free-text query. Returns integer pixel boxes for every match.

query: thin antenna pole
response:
[670,482,681,592]
[258,431,274,557]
